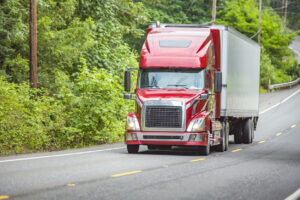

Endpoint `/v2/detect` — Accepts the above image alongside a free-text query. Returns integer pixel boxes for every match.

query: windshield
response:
[139,68,204,89]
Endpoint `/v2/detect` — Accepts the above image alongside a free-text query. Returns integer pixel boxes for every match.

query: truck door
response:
[206,69,216,120]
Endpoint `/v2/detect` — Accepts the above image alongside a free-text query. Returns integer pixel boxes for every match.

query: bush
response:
[0,61,134,155]
[0,77,66,155]
[59,61,134,146]
[260,47,275,88]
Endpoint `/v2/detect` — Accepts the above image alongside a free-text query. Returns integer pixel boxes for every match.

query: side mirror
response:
[124,93,132,100]
[124,70,131,92]
[200,93,208,100]
[214,71,222,93]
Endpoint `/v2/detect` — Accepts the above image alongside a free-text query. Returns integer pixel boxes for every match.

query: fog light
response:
[126,133,138,141]
[198,134,204,141]
[188,134,205,142]
[189,134,197,142]
[132,133,138,140]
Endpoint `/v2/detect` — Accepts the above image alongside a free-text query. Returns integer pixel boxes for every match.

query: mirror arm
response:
[124,93,137,100]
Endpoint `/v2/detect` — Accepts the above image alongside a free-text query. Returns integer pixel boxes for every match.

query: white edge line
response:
[281,89,300,103]
[285,188,300,200]
[290,46,300,57]
[0,146,125,163]
[259,88,300,115]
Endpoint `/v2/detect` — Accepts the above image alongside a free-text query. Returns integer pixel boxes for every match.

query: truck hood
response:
[136,89,204,105]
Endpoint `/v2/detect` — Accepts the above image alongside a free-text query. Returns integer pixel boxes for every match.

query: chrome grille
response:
[145,106,182,128]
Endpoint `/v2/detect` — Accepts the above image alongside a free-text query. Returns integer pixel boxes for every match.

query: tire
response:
[127,144,139,153]
[224,121,229,151]
[198,144,210,156]
[234,123,243,144]
[251,120,254,143]
[198,132,210,155]
[216,122,226,152]
[243,119,252,144]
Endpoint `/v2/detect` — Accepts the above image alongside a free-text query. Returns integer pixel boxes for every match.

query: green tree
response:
[217,0,299,84]
[0,0,29,82]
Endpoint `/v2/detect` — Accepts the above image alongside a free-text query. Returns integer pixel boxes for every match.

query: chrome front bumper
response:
[125,132,208,146]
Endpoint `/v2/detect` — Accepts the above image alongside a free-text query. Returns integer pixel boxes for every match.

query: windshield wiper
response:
[167,84,189,89]
[144,85,161,89]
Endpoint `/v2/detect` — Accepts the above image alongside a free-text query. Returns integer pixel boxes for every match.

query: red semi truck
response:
[124,23,260,155]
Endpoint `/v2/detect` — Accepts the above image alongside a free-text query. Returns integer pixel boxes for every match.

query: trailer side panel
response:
[220,28,260,118]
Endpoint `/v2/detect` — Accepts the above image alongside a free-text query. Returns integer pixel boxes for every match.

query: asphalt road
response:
[1,86,300,200]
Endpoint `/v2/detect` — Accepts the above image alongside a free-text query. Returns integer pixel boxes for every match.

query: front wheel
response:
[127,144,139,154]
[198,142,210,156]
[216,122,226,152]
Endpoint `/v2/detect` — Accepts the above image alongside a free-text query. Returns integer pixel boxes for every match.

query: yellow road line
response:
[231,148,242,152]
[112,170,142,177]
[67,184,75,187]
[162,165,168,168]
[291,124,296,128]
[0,196,9,200]
[189,158,205,162]
[258,140,265,144]
[276,132,282,136]
[215,154,220,157]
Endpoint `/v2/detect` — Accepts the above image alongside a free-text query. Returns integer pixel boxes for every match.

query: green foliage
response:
[127,0,216,52]
[0,0,141,155]
[270,0,300,30]
[0,77,67,154]
[0,63,134,155]
[76,0,147,72]
[217,0,259,37]
[38,16,96,89]
[0,0,29,82]
[62,59,134,145]
[260,47,275,88]
[217,0,299,87]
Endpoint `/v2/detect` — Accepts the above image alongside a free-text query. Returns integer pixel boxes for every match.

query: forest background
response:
[0,0,299,155]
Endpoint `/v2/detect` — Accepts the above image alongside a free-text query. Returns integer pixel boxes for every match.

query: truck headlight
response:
[126,115,140,131]
[187,118,205,132]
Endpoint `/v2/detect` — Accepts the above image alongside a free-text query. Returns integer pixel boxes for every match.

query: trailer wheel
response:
[249,119,254,143]
[225,122,229,151]
[234,123,243,144]
[251,120,254,142]
[216,123,226,152]
[127,144,139,153]
[243,119,253,144]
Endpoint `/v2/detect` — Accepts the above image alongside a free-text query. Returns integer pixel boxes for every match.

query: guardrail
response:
[268,77,300,91]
